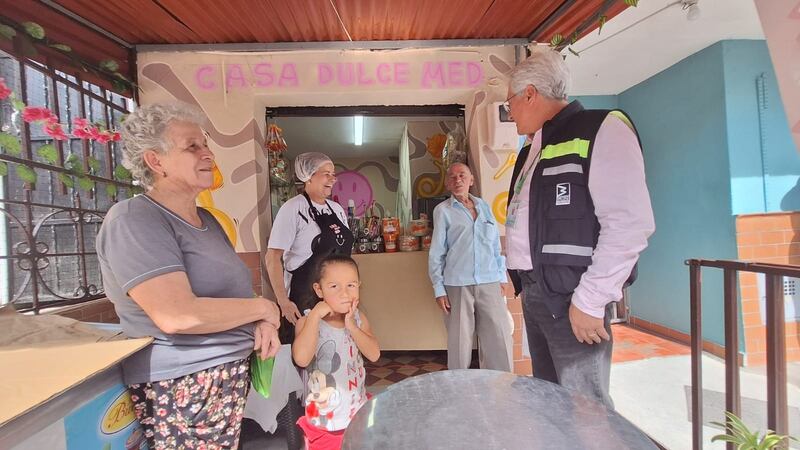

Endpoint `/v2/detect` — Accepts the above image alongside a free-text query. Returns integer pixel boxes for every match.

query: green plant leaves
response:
[58,172,74,188]
[15,164,37,184]
[77,176,94,191]
[21,22,45,39]
[0,24,16,40]
[87,156,101,174]
[49,43,72,52]
[99,59,120,72]
[113,165,132,181]
[36,144,58,164]
[0,132,21,156]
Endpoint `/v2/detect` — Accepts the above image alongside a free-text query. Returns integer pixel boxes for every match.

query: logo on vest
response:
[555,183,571,206]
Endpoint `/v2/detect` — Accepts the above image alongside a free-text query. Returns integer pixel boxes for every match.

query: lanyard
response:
[513,146,543,196]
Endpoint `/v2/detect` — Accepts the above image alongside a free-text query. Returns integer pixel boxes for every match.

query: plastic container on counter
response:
[398,235,420,252]
[409,219,429,237]
[421,234,432,250]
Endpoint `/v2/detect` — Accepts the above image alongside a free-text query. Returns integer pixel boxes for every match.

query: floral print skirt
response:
[128,358,250,450]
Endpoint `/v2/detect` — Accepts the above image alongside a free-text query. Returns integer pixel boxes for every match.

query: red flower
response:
[44,123,69,141]
[88,127,103,141]
[96,132,112,144]
[0,78,11,100]
[111,132,121,142]
[72,117,89,129]
[22,106,57,124]
[72,128,92,139]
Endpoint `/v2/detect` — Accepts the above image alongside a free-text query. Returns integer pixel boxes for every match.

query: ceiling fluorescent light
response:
[354,115,363,146]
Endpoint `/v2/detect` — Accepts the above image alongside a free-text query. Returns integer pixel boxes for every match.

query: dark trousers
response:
[519,270,615,409]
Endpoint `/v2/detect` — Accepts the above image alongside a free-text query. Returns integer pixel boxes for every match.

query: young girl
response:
[292,254,380,449]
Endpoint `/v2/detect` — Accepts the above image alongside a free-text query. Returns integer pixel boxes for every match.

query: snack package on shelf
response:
[442,123,467,169]
[265,124,290,186]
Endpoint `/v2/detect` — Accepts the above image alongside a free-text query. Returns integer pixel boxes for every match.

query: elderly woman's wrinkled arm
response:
[128,271,280,335]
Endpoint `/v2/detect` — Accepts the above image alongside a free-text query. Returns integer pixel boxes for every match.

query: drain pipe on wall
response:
[756,72,770,212]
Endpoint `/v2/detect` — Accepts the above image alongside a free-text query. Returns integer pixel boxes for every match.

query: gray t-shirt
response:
[97,195,255,385]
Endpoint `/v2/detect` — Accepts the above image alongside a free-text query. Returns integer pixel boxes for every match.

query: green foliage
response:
[711,412,796,450]
[0,132,21,156]
[15,165,37,184]
[58,172,74,188]
[21,22,45,39]
[0,24,16,40]
[36,144,58,165]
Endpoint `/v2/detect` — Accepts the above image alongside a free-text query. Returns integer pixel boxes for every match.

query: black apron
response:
[280,192,354,343]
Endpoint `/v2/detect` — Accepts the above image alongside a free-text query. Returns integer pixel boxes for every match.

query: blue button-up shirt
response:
[428,194,507,298]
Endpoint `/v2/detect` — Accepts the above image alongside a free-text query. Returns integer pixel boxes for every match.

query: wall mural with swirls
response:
[137,46,519,252]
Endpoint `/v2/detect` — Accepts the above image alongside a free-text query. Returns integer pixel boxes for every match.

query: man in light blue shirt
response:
[428,163,513,371]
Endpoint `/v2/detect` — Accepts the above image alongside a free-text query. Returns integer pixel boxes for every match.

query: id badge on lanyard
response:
[505,149,540,229]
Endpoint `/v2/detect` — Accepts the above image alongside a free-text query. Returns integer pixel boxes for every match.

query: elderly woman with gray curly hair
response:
[96,102,280,449]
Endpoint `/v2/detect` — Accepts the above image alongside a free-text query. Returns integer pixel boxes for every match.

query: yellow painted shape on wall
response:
[204,206,238,246]
[197,161,237,246]
[492,191,509,225]
[415,159,446,198]
[493,152,517,180]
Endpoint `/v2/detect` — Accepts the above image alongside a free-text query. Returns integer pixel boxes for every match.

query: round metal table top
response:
[342,369,658,450]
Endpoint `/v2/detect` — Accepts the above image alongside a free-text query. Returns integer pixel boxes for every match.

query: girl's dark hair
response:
[313,253,360,284]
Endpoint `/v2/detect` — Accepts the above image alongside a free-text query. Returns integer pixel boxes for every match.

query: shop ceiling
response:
[5,0,630,53]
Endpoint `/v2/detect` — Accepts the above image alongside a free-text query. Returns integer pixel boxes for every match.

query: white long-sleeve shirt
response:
[506,114,656,318]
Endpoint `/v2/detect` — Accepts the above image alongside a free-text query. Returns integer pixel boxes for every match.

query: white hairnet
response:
[294,152,333,182]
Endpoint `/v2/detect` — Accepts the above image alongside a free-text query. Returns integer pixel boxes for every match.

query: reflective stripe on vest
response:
[609,110,635,132]
[540,138,590,160]
[541,244,594,257]
[542,163,584,176]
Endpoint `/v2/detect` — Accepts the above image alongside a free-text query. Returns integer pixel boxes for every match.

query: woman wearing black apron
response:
[266,152,354,343]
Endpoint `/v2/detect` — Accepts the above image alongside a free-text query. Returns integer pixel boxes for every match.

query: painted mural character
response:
[504,48,655,409]
[266,152,355,344]
[96,102,281,449]
[292,255,380,449]
[331,170,374,217]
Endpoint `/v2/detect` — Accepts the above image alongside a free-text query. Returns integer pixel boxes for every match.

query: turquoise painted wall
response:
[722,40,800,214]
[572,95,618,110]
[618,42,738,346]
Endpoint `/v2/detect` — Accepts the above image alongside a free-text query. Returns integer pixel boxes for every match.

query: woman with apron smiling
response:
[266,152,354,342]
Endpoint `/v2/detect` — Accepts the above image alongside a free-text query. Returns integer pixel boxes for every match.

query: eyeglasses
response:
[501,86,532,113]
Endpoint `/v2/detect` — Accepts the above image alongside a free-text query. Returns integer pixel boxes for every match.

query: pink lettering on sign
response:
[191,60,484,90]
[226,64,247,90]
[466,62,483,86]
[448,62,464,87]
[421,62,446,88]
[394,63,410,85]
[376,63,392,85]
[253,63,275,87]
[337,63,356,86]
[357,63,374,85]
[279,63,299,87]
[195,65,216,90]
[318,63,334,85]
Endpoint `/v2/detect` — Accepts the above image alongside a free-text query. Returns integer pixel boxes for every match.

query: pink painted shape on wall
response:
[331,171,374,217]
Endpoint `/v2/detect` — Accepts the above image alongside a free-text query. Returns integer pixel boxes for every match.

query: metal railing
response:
[686,258,800,450]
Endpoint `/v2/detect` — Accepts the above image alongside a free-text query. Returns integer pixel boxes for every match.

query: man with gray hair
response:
[428,162,513,371]
[503,47,655,408]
